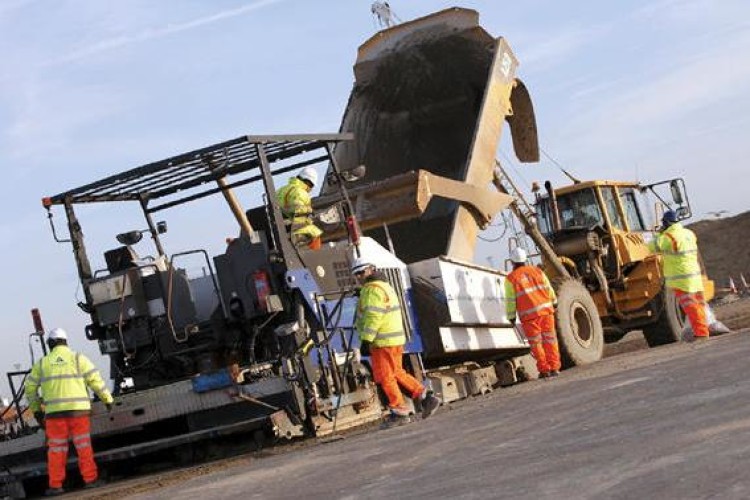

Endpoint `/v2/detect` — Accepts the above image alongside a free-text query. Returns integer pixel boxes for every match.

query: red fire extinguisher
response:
[253,270,271,313]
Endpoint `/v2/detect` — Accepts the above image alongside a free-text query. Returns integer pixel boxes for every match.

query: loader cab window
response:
[558,188,603,229]
[620,188,647,231]
[600,187,625,231]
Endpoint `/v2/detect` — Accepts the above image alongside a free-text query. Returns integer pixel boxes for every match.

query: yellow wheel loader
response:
[517,176,714,349]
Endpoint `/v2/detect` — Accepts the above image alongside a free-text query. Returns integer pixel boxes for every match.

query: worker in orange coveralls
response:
[351,256,440,427]
[504,247,561,378]
[649,209,709,341]
[25,328,114,496]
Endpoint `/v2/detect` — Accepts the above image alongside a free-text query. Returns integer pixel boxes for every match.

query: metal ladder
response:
[492,160,540,262]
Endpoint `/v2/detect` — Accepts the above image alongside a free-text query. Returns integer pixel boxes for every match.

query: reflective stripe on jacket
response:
[355,277,406,347]
[504,265,557,321]
[276,177,322,239]
[648,222,703,293]
[25,345,113,415]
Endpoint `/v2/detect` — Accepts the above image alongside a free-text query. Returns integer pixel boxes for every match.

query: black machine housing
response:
[44,134,358,393]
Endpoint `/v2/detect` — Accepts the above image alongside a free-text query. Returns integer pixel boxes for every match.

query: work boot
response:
[380,412,411,430]
[389,405,411,417]
[539,372,550,379]
[84,479,105,489]
[420,392,441,419]
[549,370,560,378]
[44,487,64,497]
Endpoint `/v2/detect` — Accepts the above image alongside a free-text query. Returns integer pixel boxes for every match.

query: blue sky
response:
[1,0,748,395]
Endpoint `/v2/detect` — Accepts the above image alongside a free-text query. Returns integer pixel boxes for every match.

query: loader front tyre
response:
[642,290,684,347]
[553,278,604,368]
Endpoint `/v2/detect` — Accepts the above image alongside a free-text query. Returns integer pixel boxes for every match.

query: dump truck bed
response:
[329,7,538,264]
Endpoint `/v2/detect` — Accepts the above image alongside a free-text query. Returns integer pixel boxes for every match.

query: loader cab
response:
[537,182,664,286]
[535,181,655,237]
[535,177,691,237]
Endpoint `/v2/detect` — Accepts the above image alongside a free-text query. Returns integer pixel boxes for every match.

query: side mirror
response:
[670,180,684,206]
[116,231,143,246]
[676,206,690,219]
[156,221,168,234]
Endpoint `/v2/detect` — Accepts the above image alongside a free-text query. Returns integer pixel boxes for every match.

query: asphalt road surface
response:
[74,329,750,500]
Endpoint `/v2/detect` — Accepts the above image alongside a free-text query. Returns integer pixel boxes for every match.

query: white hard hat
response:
[298,167,319,187]
[48,327,68,340]
[351,256,375,275]
[509,247,528,264]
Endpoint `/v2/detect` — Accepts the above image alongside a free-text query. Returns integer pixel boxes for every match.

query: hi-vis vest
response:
[25,345,113,415]
[649,222,703,293]
[504,265,557,321]
[276,177,322,240]
[355,279,406,348]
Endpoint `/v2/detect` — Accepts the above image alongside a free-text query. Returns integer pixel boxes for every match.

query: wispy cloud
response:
[563,26,750,152]
[520,25,609,73]
[45,0,285,66]
[2,0,288,161]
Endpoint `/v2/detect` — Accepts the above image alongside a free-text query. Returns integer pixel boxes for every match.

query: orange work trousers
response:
[370,345,424,410]
[675,290,709,338]
[45,415,98,489]
[521,314,561,374]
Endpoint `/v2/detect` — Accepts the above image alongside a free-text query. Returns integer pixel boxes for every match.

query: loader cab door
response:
[598,186,627,233]
[618,188,649,232]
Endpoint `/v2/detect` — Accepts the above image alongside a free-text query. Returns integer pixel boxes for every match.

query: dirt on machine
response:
[0,7,713,498]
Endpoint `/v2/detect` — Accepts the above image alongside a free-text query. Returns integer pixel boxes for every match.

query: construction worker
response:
[351,256,440,426]
[276,166,323,250]
[24,328,114,496]
[649,210,709,340]
[504,248,561,378]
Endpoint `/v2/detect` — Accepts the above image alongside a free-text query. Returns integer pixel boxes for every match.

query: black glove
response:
[33,411,45,429]
[105,403,113,413]
[359,341,371,357]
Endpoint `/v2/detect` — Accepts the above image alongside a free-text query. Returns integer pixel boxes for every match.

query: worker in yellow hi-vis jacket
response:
[276,166,323,250]
[648,210,709,340]
[25,328,114,496]
[351,256,440,427]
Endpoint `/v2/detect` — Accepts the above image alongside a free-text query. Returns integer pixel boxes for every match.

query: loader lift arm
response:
[491,161,570,279]
[313,169,514,240]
